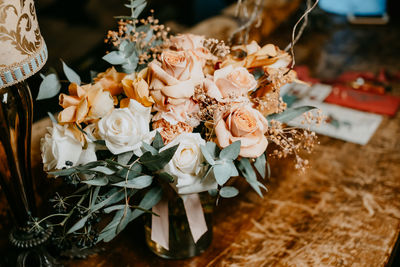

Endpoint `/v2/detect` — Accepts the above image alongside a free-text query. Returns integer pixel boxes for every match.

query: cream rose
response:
[40,123,97,171]
[204,65,257,101]
[98,99,155,155]
[215,104,269,158]
[161,133,217,194]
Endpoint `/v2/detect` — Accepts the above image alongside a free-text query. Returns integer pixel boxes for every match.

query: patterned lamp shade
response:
[0,0,47,89]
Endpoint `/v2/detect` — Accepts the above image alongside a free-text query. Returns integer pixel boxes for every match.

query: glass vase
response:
[144,191,214,259]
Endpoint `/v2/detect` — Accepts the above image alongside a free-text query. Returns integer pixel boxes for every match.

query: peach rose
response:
[94,67,126,96]
[149,50,203,125]
[121,68,154,107]
[58,82,114,124]
[204,65,257,101]
[214,104,269,158]
[169,34,214,63]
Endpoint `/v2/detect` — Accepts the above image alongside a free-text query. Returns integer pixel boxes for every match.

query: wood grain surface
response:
[1,1,400,266]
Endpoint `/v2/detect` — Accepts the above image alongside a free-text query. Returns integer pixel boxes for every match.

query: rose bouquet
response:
[37,0,320,258]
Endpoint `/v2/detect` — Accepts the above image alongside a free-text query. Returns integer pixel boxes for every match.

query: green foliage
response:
[200,141,240,186]
[219,186,239,198]
[140,145,179,172]
[36,73,61,100]
[61,60,81,85]
[237,158,267,198]
[254,153,266,178]
[267,106,316,123]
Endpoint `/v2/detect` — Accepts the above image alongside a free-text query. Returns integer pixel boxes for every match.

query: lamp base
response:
[6,225,61,267]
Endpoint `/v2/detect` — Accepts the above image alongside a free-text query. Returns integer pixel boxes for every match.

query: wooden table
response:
[1,2,400,266]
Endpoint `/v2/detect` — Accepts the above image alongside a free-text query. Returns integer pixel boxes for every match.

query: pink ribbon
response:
[151,193,207,250]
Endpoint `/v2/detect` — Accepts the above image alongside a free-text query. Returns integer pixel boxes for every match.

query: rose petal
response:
[161,79,194,99]
[59,94,80,108]
[58,106,77,123]
[215,119,232,148]
[239,136,268,158]
[149,62,179,86]
[76,98,89,123]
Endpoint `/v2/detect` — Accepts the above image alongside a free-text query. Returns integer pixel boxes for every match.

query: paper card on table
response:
[289,100,382,145]
[280,82,333,107]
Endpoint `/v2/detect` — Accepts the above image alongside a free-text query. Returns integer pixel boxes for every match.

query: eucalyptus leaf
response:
[113,175,153,189]
[132,2,146,18]
[125,0,146,9]
[116,205,132,234]
[201,165,213,182]
[47,112,58,123]
[213,162,232,186]
[61,60,81,85]
[48,167,77,177]
[152,131,164,150]
[103,204,126,214]
[117,151,134,165]
[143,29,153,43]
[201,145,215,165]
[219,186,239,198]
[116,163,142,179]
[91,190,125,212]
[98,209,124,242]
[129,186,163,222]
[142,142,158,155]
[90,166,115,175]
[82,176,108,186]
[140,145,179,172]
[206,141,219,158]
[254,153,266,178]
[267,106,316,123]
[122,42,136,57]
[237,158,263,197]
[103,51,126,65]
[266,160,271,179]
[36,73,61,100]
[122,62,136,74]
[91,186,101,209]
[219,141,241,160]
[67,214,89,234]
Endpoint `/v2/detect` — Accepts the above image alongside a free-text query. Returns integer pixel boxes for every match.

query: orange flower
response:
[94,67,126,96]
[121,68,154,107]
[58,82,114,124]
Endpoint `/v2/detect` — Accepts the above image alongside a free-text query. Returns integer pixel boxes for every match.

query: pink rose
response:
[214,104,268,158]
[204,65,257,101]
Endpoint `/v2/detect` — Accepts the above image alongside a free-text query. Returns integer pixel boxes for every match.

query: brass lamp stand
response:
[0,0,59,266]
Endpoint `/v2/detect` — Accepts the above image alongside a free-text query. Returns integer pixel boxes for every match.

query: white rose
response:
[40,123,97,171]
[161,133,217,194]
[98,99,155,155]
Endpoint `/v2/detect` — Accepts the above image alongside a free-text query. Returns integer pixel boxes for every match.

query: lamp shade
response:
[0,0,47,89]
